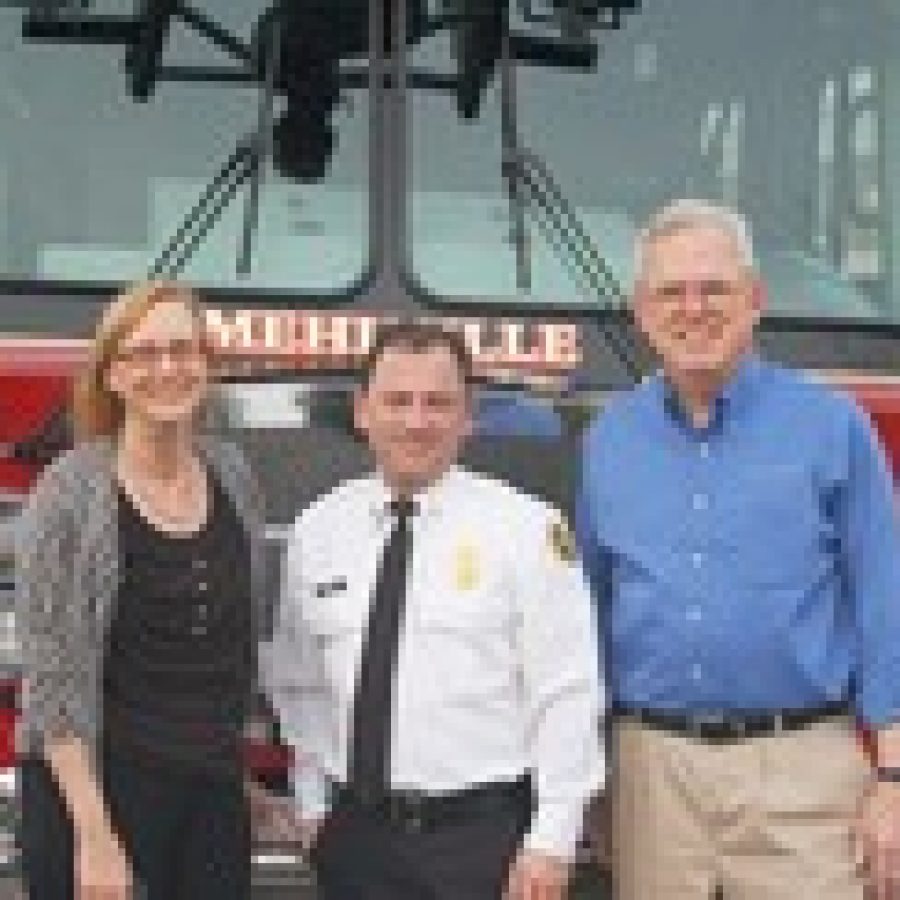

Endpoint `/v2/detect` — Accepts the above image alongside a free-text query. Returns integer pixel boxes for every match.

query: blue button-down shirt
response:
[576,355,900,726]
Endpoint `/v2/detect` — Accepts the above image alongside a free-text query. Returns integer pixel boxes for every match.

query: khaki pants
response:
[612,718,870,900]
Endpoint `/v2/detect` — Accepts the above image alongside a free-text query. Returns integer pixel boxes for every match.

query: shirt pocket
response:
[718,464,823,589]
[296,564,366,693]
[407,554,518,705]
[410,538,515,637]
[300,566,362,634]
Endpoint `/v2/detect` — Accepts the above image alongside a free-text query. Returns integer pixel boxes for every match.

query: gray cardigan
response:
[15,436,270,759]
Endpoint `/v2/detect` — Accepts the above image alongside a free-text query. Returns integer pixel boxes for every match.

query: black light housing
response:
[454,0,508,120]
[123,0,179,101]
[254,0,367,182]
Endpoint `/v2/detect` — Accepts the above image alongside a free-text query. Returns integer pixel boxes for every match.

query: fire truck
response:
[0,0,898,895]
[0,310,895,897]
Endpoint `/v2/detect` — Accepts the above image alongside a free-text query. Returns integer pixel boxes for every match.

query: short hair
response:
[359,321,474,390]
[634,198,755,278]
[72,280,206,441]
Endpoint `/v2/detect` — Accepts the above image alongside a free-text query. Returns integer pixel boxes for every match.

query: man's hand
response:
[503,850,569,900]
[854,778,900,900]
[246,782,321,849]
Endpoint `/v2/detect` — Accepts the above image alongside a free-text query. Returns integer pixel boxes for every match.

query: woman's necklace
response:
[119,456,208,530]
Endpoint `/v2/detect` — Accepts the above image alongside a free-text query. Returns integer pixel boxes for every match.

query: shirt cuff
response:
[521,798,588,863]
[289,766,332,822]
[855,682,900,729]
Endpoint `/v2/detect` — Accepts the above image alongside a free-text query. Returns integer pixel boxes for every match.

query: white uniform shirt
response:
[263,465,605,859]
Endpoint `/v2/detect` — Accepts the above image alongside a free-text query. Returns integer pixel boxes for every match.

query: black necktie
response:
[348,499,416,799]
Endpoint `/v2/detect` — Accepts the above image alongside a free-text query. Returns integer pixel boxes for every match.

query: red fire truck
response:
[0,308,894,900]
[0,312,896,775]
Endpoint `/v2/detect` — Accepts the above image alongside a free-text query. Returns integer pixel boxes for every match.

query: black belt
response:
[612,699,852,744]
[331,776,532,833]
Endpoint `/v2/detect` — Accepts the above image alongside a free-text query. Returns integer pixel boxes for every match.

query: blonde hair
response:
[635,198,755,279]
[72,280,206,441]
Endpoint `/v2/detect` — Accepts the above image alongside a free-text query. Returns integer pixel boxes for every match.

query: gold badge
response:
[454,541,479,591]
[548,519,576,564]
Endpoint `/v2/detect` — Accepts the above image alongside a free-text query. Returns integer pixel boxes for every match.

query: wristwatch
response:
[874,766,900,783]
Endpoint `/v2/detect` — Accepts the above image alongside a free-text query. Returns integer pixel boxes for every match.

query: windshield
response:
[0,0,370,292]
[408,0,899,323]
[0,1,897,325]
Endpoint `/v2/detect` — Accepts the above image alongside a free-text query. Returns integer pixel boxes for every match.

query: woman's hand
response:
[75,828,134,900]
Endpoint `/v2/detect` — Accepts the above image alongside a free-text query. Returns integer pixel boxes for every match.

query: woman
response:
[16,281,268,899]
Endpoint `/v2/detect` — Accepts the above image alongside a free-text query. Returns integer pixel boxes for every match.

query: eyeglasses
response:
[648,279,746,306]
[113,338,206,368]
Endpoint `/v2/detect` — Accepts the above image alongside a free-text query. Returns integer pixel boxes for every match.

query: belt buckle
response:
[700,712,747,743]
[692,712,724,741]
[402,791,426,833]
[772,713,784,734]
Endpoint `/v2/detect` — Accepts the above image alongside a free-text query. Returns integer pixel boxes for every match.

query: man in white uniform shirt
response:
[265,322,604,900]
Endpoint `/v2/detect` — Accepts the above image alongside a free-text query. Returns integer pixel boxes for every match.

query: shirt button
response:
[686,605,702,622]
[691,663,703,681]
[194,558,207,570]
[197,580,208,592]
[691,552,704,568]
[692,493,708,511]
[197,604,208,619]
[699,443,710,459]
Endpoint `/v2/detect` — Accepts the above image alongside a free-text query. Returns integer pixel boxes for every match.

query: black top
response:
[103,471,253,775]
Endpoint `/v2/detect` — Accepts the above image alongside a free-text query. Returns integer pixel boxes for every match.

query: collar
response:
[656,352,765,433]
[366,466,462,525]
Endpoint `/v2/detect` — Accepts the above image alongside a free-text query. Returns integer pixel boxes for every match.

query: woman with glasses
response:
[16,281,268,899]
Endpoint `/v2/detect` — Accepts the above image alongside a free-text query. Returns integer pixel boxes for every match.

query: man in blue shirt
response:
[577,199,900,899]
